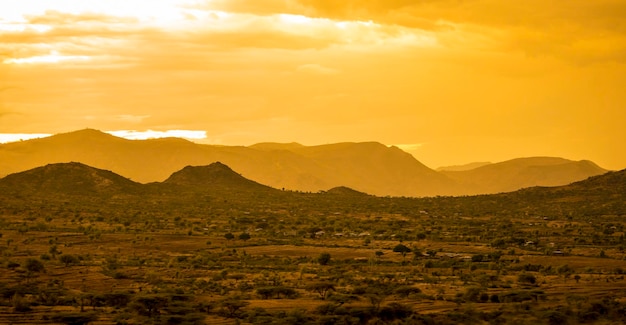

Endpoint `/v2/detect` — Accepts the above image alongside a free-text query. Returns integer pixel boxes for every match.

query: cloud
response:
[26,10,138,25]
[3,50,90,65]
[0,133,52,143]
[1,1,625,170]
[287,0,626,64]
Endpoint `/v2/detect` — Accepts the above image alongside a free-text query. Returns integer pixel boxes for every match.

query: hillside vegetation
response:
[0,162,624,324]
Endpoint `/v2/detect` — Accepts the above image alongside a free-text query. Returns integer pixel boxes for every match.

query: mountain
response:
[437,162,492,172]
[163,162,277,194]
[261,142,457,196]
[0,161,622,217]
[0,129,455,196]
[501,168,626,216]
[0,129,611,197]
[440,157,608,195]
[0,162,141,196]
[324,186,370,197]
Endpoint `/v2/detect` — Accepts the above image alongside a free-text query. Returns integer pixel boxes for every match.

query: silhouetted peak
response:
[49,128,124,144]
[0,162,139,195]
[163,162,273,192]
[61,128,113,137]
[325,186,369,196]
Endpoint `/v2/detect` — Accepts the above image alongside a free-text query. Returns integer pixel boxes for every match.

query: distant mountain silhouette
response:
[437,162,492,172]
[440,157,607,194]
[0,129,611,197]
[0,162,140,196]
[249,142,306,151]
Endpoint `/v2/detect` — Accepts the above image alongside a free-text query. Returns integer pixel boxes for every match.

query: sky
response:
[1,0,625,170]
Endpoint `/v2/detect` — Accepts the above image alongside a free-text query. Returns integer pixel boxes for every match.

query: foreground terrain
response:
[0,163,624,324]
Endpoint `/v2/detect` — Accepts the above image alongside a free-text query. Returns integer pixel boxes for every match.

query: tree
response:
[59,254,79,267]
[318,253,331,266]
[219,296,249,318]
[26,258,45,273]
[394,286,422,298]
[517,273,537,285]
[224,233,234,241]
[393,244,411,263]
[49,245,61,259]
[25,258,45,281]
[412,247,422,260]
[306,282,335,300]
[471,254,484,262]
[131,295,169,317]
[238,233,251,241]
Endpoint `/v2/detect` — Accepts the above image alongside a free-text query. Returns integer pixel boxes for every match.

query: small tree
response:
[224,233,234,241]
[471,254,484,262]
[131,295,169,318]
[51,313,98,325]
[59,254,79,267]
[219,296,249,318]
[49,245,61,259]
[393,244,411,263]
[317,253,331,266]
[25,258,45,281]
[517,273,537,285]
[238,233,251,241]
[306,282,335,300]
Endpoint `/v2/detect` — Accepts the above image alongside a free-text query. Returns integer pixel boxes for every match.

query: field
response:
[1,186,626,325]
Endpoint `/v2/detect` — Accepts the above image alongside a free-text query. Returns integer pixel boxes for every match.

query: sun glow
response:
[3,51,90,65]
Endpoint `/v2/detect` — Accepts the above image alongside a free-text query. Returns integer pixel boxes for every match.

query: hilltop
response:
[163,162,278,194]
[0,162,141,196]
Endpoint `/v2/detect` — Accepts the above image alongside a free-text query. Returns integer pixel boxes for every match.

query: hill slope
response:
[163,162,278,194]
[0,162,141,196]
[441,157,607,194]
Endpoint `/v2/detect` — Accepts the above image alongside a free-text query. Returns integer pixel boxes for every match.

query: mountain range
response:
[0,161,623,218]
[0,129,609,197]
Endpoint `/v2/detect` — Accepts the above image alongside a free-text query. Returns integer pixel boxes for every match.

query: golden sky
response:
[1,0,625,170]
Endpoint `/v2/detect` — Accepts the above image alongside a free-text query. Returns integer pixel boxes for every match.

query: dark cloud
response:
[287,0,626,63]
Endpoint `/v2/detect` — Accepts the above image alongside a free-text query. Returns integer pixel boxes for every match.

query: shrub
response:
[318,253,331,266]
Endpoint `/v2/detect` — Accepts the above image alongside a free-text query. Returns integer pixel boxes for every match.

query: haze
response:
[1,1,625,170]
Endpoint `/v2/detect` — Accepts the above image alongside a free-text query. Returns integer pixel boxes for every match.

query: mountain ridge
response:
[0,129,609,197]
[0,162,622,217]
[441,157,607,195]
